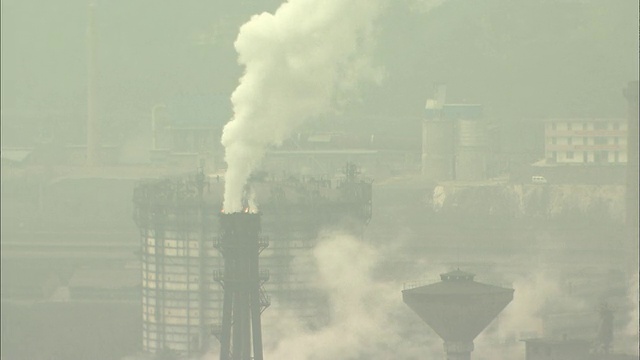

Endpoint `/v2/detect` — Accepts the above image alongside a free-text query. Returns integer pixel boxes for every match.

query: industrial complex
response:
[1,80,637,360]
[0,1,638,359]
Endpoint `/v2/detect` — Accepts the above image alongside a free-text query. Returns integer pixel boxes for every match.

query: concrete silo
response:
[402,270,514,360]
[422,86,455,180]
[456,111,488,182]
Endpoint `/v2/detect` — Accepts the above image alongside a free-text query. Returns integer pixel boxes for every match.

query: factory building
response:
[523,337,591,360]
[523,337,637,360]
[149,94,228,170]
[422,86,490,182]
[131,163,372,358]
[543,118,628,164]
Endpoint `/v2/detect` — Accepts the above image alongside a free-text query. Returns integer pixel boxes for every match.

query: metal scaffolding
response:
[133,170,220,357]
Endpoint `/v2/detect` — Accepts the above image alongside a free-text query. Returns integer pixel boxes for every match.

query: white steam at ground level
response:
[221,0,386,213]
[260,232,441,359]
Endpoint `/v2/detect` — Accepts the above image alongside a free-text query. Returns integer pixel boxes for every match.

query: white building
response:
[544,118,627,164]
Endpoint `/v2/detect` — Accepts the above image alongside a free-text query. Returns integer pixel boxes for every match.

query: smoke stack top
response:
[221,0,385,213]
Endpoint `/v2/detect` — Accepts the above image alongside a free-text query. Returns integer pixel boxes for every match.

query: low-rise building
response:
[544,118,627,165]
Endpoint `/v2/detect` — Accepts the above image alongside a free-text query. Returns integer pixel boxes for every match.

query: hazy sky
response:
[1,0,638,145]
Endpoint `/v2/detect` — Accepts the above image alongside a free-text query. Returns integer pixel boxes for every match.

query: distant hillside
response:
[1,0,637,147]
[365,0,638,121]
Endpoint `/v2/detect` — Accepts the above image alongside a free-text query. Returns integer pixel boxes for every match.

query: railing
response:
[259,269,270,283]
[258,236,270,251]
[402,278,439,291]
[259,286,271,312]
[212,269,270,284]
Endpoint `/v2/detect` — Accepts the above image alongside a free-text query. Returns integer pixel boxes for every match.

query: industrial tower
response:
[215,213,270,360]
[403,270,514,360]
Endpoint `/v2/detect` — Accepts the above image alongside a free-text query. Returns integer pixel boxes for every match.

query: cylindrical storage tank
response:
[458,119,488,148]
[456,119,489,181]
[422,119,455,180]
[133,176,223,358]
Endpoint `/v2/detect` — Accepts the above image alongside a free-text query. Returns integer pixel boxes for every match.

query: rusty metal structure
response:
[215,213,269,360]
[402,270,513,360]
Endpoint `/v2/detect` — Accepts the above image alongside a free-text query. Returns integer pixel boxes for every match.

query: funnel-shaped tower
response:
[402,270,513,360]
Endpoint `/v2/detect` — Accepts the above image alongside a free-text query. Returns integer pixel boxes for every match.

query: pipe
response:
[151,104,167,150]
[86,1,98,166]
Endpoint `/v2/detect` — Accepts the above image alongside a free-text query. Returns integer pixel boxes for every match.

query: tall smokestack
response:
[624,81,638,230]
[216,213,269,360]
[86,1,99,166]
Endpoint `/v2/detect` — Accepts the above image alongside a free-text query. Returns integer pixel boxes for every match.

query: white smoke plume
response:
[261,232,442,359]
[221,0,386,213]
[474,267,586,360]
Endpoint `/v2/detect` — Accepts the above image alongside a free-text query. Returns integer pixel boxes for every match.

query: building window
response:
[568,122,572,131]
[583,123,588,131]
[614,137,619,145]
[595,151,608,163]
[567,151,574,159]
[552,123,557,130]
[568,137,573,145]
[583,137,588,145]
[595,137,607,145]
[614,123,620,130]
[595,122,607,130]
[583,152,588,163]
[552,151,557,162]
[615,152,619,162]
[552,137,557,145]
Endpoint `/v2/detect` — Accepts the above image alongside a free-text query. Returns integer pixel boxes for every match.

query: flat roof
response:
[521,338,591,345]
[267,149,378,156]
[543,118,626,122]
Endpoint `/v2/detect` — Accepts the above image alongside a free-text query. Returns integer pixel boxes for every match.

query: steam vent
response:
[402,270,514,360]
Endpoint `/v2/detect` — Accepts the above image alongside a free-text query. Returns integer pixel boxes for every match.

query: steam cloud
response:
[261,232,441,359]
[221,0,386,213]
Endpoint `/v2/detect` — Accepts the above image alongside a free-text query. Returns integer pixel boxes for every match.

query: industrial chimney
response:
[624,81,638,230]
[86,1,99,166]
[215,213,270,360]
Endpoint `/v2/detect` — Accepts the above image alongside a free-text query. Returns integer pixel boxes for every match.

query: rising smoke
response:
[221,0,386,213]
[261,232,442,359]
